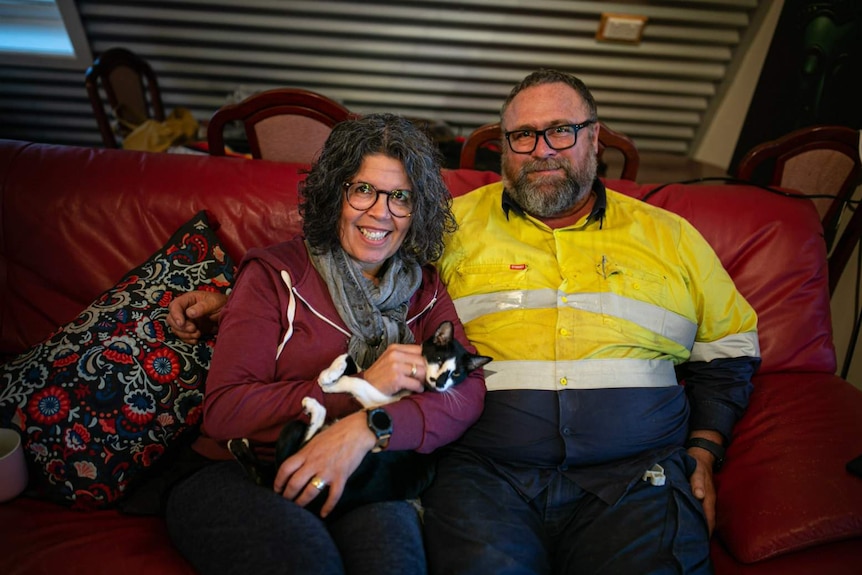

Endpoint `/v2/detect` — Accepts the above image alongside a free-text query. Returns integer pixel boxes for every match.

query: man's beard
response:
[501,149,598,218]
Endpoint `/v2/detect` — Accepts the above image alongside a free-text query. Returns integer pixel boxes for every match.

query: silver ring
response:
[309,476,327,490]
[410,363,417,377]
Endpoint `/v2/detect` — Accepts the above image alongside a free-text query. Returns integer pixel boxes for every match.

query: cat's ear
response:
[433,320,454,346]
[466,354,493,373]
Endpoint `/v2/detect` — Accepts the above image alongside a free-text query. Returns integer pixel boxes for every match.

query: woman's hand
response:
[274,411,376,518]
[272,344,426,517]
[167,290,228,344]
[361,343,427,396]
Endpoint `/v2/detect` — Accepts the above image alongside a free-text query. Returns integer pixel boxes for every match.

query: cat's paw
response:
[319,353,349,388]
[302,397,326,441]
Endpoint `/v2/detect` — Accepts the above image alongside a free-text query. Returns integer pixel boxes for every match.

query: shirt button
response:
[633,282,640,289]
[562,427,573,436]
[560,377,568,386]
[561,296,568,303]
[560,328,568,336]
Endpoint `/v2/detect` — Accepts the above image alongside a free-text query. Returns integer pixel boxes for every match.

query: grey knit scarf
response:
[309,243,422,369]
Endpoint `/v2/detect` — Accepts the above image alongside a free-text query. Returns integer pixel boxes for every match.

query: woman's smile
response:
[358,226,391,242]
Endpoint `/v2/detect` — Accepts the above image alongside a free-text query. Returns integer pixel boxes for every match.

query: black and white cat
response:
[228,320,491,517]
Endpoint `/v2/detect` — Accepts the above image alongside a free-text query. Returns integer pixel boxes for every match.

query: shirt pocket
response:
[453,262,529,331]
[594,258,679,340]
[598,257,673,310]
[455,262,529,292]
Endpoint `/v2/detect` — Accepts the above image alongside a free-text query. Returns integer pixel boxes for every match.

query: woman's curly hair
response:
[300,113,457,265]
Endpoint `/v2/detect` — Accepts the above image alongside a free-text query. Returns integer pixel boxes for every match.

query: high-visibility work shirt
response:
[438,180,759,500]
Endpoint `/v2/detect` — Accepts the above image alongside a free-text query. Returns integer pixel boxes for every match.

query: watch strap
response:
[685,437,726,471]
[367,408,392,453]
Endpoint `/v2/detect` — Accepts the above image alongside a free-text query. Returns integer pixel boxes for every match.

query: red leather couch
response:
[0,139,860,574]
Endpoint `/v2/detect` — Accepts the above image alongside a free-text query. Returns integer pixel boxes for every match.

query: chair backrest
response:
[84,47,165,149]
[735,125,861,254]
[458,121,640,181]
[458,122,503,172]
[597,122,640,182]
[829,201,862,296]
[207,88,354,163]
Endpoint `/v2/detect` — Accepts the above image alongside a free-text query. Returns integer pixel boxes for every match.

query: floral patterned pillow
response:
[0,211,236,510]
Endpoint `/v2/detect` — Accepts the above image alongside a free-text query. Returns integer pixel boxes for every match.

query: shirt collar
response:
[501,177,607,226]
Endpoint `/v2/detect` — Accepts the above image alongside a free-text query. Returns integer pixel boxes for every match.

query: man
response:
[169,69,760,574]
[418,69,759,574]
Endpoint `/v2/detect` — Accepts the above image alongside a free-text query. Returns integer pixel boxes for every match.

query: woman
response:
[165,114,486,575]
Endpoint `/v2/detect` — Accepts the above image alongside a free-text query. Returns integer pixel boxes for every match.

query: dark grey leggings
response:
[165,460,427,575]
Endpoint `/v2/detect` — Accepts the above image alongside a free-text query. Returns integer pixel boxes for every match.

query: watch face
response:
[370,409,392,431]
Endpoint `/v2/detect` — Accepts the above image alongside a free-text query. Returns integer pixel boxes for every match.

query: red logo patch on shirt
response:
[510,264,527,270]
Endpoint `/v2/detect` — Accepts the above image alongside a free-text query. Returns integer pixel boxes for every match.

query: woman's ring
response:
[410,363,417,377]
[310,476,327,490]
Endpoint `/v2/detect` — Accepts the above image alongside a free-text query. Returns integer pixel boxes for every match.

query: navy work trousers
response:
[422,449,712,575]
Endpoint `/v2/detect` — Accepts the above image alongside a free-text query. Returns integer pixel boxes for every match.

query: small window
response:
[0,0,91,69]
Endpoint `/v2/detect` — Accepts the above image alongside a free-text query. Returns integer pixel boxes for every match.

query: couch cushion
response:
[716,372,862,563]
[710,536,862,575]
[0,211,236,509]
[0,498,196,575]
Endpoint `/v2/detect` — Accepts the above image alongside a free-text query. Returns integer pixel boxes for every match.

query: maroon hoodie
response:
[193,237,486,460]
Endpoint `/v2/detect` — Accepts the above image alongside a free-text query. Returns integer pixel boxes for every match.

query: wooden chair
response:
[597,122,640,182]
[829,202,862,296]
[735,125,861,258]
[458,122,504,172]
[459,121,640,181]
[85,47,165,149]
[206,88,355,163]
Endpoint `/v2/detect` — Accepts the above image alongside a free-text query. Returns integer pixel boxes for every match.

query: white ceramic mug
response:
[0,428,28,502]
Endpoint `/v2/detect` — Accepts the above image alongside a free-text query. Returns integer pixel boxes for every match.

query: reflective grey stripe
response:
[454,289,697,349]
[691,331,760,362]
[454,288,557,323]
[484,359,678,391]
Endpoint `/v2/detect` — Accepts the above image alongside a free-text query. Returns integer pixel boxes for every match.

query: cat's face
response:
[422,321,492,392]
[424,354,462,392]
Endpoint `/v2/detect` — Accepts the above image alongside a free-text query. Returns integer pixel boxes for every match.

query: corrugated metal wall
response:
[0,0,760,156]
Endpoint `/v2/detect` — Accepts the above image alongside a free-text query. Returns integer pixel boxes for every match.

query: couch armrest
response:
[716,372,862,563]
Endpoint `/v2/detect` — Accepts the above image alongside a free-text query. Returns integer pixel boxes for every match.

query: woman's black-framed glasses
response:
[343,182,414,218]
[504,119,597,154]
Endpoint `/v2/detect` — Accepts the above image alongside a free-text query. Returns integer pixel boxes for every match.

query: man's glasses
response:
[504,119,597,154]
[343,182,414,218]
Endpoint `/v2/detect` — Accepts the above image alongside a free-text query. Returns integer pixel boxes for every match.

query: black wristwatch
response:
[685,437,726,472]
[366,408,393,453]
